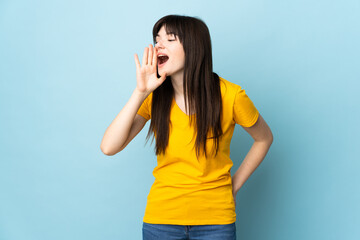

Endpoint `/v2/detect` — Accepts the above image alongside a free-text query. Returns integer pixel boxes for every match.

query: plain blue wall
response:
[1,0,359,239]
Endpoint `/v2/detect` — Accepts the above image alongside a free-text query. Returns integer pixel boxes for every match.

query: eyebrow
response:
[156,32,176,38]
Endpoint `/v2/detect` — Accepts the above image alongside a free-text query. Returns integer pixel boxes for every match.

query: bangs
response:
[152,16,184,44]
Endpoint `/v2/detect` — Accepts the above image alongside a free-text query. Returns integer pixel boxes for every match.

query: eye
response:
[168,39,175,42]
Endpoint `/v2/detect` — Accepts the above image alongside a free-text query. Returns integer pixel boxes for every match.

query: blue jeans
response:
[142,222,237,240]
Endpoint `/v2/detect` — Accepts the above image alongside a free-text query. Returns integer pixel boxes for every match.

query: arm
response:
[100,89,148,156]
[100,44,167,156]
[231,114,273,204]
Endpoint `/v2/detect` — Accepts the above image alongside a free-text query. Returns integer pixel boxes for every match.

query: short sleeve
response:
[233,86,259,127]
[137,92,152,121]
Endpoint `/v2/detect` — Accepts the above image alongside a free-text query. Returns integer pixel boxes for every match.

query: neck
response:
[170,71,184,98]
[171,71,194,114]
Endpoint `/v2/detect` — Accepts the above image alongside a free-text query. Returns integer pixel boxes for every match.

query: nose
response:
[155,40,164,50]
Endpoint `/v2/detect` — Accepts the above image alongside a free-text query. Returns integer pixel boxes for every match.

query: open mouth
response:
[158,55,169,66]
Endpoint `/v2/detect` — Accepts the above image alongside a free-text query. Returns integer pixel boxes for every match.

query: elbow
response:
[259,130,273,146]
[268,131,274,145]
[100,146,112,156]
[100,144,119,156]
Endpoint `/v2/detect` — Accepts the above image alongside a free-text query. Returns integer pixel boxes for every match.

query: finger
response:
[152,46,157,67]
[134,53,141,70]
[142,47,148,66]
[148,44,153,65]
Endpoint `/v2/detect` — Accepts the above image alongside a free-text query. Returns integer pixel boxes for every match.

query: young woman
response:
[101,14,273,240]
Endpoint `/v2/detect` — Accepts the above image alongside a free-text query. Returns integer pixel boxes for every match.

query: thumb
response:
[158,72,167,83]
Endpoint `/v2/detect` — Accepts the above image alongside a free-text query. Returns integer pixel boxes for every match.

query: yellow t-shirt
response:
[136,76,259,225]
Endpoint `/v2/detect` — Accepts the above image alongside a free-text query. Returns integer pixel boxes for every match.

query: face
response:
[155,25,185,78]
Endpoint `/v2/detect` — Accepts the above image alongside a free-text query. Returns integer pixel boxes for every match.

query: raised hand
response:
[134,44,167,95]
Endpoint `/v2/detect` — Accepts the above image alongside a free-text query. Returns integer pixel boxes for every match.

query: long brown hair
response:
[145,14,223,159]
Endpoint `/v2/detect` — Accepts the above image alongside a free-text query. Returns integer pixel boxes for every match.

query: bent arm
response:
[100,88,149,156]
[232,114,273,195]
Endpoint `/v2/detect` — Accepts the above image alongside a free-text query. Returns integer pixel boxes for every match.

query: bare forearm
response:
[100,88,148,155]
[232,140,272,194]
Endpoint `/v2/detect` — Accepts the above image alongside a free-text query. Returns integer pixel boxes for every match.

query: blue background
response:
[1,0,359,239]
